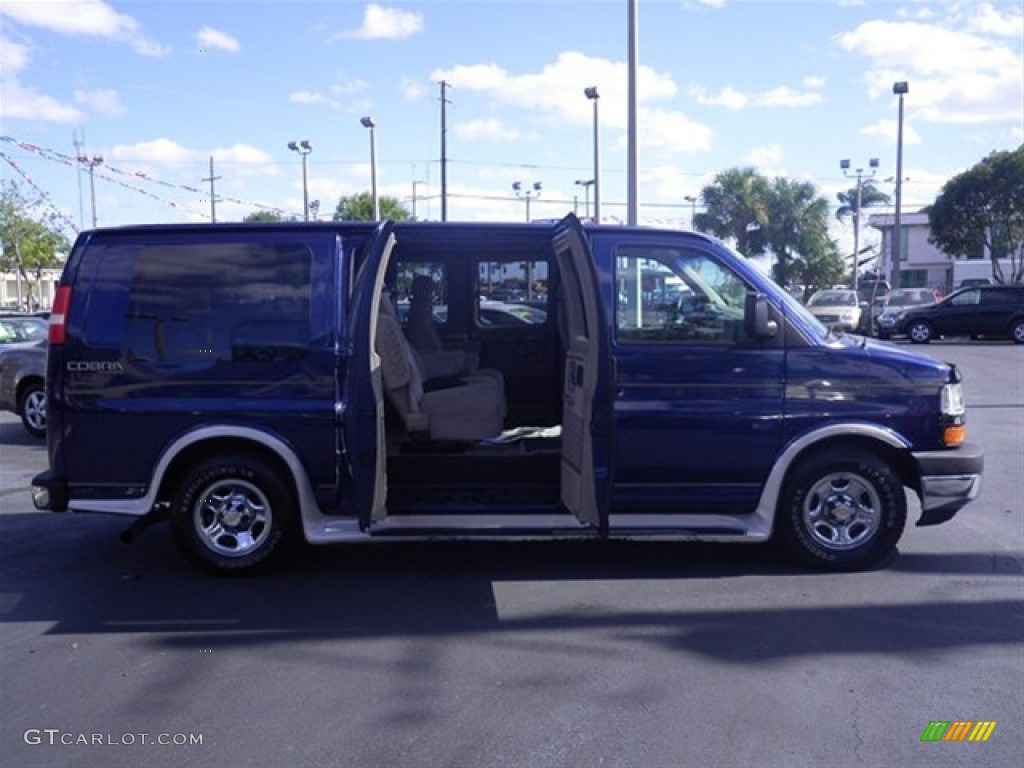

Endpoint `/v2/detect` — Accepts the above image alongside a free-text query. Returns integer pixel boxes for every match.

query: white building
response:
[869,212,1016,292]
[1,267,62,311]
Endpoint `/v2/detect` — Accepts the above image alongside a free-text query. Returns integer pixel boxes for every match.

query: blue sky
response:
[1,0,1021,256]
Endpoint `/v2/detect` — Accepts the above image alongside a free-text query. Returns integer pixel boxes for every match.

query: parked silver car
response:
[0,338,47,437]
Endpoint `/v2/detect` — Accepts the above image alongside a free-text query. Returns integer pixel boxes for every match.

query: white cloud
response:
[111,138,198,167]
[689,80,823,110]
[836,16,1022,124]
[0,0,170,57]
[0,36,83,123]
[196,26,240,53]
[0,0,137,38]
[745,144,785,172]
[74,87,125,116]
[400,77,425,101]
[454,118,524,142]
[289,91,326,105]
[212,144,278,176]
[627,108,714,156]
[755,86,823,108]
[338,4,424,41]
[688,85,748,110]
[860,118,922,146]
[330,79,370,96]
[433,51,679,130]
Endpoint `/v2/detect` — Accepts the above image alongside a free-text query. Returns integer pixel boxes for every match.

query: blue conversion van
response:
[32,215,983,574]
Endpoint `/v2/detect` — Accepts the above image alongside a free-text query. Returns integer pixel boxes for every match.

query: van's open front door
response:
[342,222,396,530]
[552,214,612,533]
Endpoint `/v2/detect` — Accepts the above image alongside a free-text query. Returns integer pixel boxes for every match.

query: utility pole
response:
[72,130,86,230]
[202,156,221,222]
[626,0,639,225]
[78,154,103,228]
[840,157,879,291]
[439,80,451,221]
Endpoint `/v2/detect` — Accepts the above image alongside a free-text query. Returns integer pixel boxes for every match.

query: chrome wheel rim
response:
[23,390,46,432]
[193,479,271,557]
[801,471,882,551]
[1013,324,1024,343]
[909,323,930,342]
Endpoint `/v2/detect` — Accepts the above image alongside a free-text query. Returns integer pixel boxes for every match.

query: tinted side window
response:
[615,245,752,344]
[476,259,549,326]
[951,290,980,307]
[124,242,312,364]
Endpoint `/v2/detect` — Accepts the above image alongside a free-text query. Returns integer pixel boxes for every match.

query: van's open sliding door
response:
[342,222,396,530]
[552,215,612,533]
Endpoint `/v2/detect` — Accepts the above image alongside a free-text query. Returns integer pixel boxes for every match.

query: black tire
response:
[907,320,933,344]
[777,450,906,571]
[18,381,46,438]
[171,456,297,575]
[1011,319,1024,344]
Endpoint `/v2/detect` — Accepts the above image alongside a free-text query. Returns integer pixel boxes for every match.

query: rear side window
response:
[123,242,312,364]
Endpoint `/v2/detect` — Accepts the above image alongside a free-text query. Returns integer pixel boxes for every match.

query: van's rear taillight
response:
[49,286,71,345]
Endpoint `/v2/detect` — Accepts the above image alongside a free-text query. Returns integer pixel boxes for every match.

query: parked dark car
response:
[890,284,1024,344]
[875,288,942,339]
[0,340,47,437]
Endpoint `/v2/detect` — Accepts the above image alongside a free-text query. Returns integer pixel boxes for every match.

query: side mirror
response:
[745,292,779,339]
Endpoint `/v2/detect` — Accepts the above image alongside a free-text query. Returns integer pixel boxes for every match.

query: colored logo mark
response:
[921,721,997,742]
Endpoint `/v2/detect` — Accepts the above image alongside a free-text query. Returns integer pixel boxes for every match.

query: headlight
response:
[941,382,965,416]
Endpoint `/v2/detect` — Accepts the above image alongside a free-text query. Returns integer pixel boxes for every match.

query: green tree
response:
[697,168,842,291]
[927,146,1024,284]
[242,210,291,222]
[333,192,412,222]
[693,168,769,257]
[835,181,890,224]
[0,181,70,309]
[764,177,843,289]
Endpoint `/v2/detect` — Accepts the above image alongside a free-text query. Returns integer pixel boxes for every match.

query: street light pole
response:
[287,140,312,221]
[575,179,594,219]
[840,157,879,291]
[684,194,699,230]
[584,87,601,223]
[891,81,909,290]
[513,181,542,222]
[78,154,103,228]
[360,117,379,221]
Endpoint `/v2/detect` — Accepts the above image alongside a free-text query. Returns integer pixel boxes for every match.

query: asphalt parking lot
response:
[1,341,1021,768]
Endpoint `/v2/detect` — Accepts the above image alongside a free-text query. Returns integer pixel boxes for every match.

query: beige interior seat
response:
[376,292,505,441]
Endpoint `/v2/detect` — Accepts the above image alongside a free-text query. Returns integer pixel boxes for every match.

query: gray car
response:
[0,338,47,437]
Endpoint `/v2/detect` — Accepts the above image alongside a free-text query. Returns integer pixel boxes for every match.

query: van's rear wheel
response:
[778,450,906,571]
[171,456,296,574]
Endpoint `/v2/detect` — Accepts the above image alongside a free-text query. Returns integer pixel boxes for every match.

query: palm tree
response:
[694,168,770,258]
[764,178,836,287]
[836,182,890,223]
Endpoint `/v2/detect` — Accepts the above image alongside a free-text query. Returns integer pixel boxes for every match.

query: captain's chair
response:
[376,292,504,441]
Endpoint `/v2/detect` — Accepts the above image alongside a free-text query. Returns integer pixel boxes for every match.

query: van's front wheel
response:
[171,456,296,574]
[778,450,906,571]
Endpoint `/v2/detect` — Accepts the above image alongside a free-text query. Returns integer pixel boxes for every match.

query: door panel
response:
[610,241,786,516]
[552,215,611,531]
[342,223,396,528]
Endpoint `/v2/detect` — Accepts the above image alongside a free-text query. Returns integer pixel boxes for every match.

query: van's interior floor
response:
[387,426,562,512]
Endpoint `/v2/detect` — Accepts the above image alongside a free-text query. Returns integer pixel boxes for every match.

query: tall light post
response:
[684,194,699,230]
[840,157,879,291]
[891,81,908,290]
[78,154,103,228]
[584,86,601,223]
[287,140,312,221]
[411,179,425,220]
[360,117,379,221]
[513,181,542,222]
[575,179,594,219]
